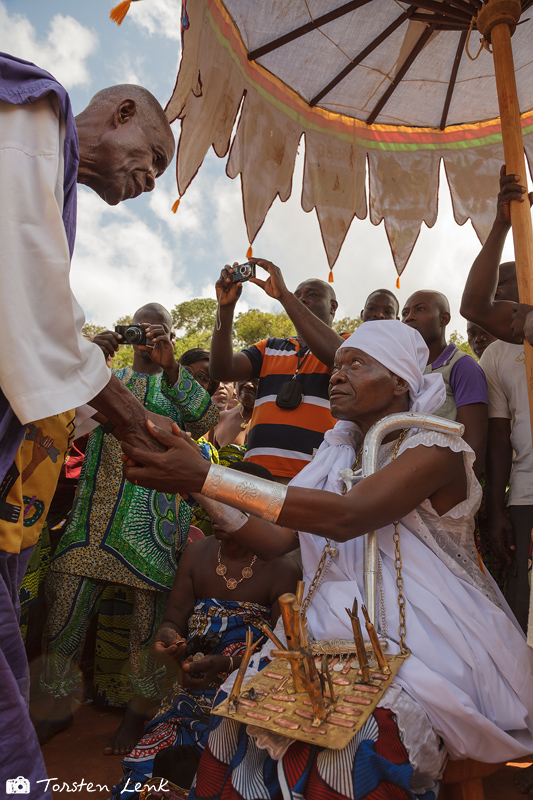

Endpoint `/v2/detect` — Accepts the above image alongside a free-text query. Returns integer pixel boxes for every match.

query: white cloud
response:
[0,3,98,88]
[127,0,182,42]
[70,189,194,326]
[110,50,145,85]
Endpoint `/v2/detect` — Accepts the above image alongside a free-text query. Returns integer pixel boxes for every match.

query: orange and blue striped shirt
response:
[242,337,340,479]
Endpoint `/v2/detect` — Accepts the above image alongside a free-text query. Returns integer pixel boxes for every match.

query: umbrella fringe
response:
[110,0,133,26]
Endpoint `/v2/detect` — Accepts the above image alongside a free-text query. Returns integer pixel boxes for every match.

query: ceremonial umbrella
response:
[167,0,532,275]
[165,0,533,436]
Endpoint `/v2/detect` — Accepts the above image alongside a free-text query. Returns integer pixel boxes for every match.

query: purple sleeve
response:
[449,355,488,408]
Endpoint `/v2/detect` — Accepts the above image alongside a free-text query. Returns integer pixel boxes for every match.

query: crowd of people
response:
[3,50,533,800]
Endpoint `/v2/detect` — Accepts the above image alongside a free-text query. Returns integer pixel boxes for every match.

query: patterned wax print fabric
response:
[19,522,52,642]
[92,584,137,707]
[0,411,75,554]
[41,575,167,700]
[112,598,271,800]
[190,701,435,800]
[51,366,217,591]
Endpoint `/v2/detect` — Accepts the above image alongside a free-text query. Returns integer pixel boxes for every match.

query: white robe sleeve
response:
[0,96,110,425]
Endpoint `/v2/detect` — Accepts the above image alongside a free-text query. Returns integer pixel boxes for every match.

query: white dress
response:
[300,430,533,762]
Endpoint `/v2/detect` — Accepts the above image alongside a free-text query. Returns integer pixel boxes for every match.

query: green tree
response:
[114,314,133,327]
[172,299,217,336]
[172,298,218,359]
[332,316,361,335]
[81,321,107,339]
[450,330,475,359]
[233,309,296,349]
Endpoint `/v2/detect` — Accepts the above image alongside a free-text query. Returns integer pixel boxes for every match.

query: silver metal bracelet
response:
[201,463,288,523]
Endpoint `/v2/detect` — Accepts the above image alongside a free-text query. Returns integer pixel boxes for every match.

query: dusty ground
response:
[40,703,531,800]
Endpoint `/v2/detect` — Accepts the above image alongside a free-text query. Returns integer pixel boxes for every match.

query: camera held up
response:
[231,262,256,283]
[114,324,148,346]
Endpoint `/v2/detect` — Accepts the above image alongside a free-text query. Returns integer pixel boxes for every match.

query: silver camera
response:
[231,262,256,283]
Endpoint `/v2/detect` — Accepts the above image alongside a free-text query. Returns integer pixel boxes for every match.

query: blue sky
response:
[1,0,516,334]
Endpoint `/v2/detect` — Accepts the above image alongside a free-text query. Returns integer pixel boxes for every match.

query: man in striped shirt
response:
[210,259,345,481]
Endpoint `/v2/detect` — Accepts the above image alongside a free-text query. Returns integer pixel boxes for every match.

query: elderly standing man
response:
[0,51,176,797]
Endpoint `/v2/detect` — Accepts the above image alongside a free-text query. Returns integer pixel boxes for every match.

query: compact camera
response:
[231,262,256,283]
[6,777,30,794]
[114,324,147,346]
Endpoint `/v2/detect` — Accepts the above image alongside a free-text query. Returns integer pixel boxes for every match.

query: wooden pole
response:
[478,4,533,445]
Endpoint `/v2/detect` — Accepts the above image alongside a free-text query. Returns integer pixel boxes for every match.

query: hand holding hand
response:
[248,258,289,301]
[215,265,243,308]
[118,411,174,460]
[122,420,209,493]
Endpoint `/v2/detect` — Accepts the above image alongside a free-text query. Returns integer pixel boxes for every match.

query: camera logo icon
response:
[6,777,30,794]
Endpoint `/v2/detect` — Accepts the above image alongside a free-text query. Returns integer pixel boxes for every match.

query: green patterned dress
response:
[42,366,219,703]
[51,366,218,591]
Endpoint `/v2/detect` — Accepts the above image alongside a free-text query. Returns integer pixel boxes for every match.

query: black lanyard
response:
[292,341,310,378]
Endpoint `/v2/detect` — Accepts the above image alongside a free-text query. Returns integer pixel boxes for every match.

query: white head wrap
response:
[291,320,446,493]
[339,320,445,415]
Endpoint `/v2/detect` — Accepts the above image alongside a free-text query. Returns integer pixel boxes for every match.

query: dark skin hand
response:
[460,166,533,342]
[210,265,252,382]
[152,535,300,689]
[248,258,342,368]
[485,417,515,566]
[89,374,174,452]
[123,348,468,558]
[209,259,341,379]
[90,320,181,449]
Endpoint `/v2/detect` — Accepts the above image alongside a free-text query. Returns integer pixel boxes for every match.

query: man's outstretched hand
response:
[248,258,289,301]
[122,420,209,493]
[118,410,174,455]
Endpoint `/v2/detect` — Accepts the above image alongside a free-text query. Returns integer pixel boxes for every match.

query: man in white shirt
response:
[0,52,175,798]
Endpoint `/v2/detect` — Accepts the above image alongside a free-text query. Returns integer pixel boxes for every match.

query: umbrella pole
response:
[477,6,533,440]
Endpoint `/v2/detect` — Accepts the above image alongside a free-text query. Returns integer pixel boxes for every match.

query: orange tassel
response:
[328,270,334,283]
[246,245,253,259]
[110,0,132,25]
[396,276,401,289]
[171,198,181,214]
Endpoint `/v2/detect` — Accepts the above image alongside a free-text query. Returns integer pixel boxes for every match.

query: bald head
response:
[87,85,172,136]
[296,278,336,302]
[133,303,173,333]
[76,84,175,205]
[402,290,451,347]
[294,279,338,326]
